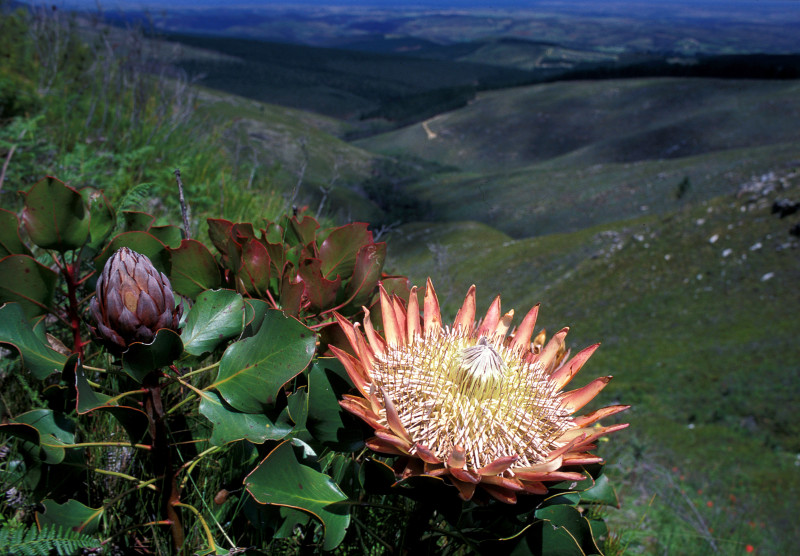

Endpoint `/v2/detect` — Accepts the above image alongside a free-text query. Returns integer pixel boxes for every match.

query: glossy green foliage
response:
[245,441,350,551]
[199,390,292,446]
[37,499,103,535]
[181,289,245,356]
[0,303,67,378]
[1,410,77,465]
[210,310,316,413]
[168,239,222,298]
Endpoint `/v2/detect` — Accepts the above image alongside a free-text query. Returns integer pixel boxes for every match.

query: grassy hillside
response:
[358,78,800,171]
[385,167,800,554]
[192,86,385,221]
[357,78,800,237]
[167,33,536,124]
[335,36,619,73]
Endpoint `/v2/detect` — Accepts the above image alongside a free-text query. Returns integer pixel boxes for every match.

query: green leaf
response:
[94,231,169,275]
[275,506,311,539]
[283,215,319,247]
[168,239,221,299]
[587,518,608,545]
[243,298,270,338]
[3,409,75,464]
[541,491,582,508]
[206,218,234,257]
[149,225,183,248]
[75,364,149,443]
[306,358,364,451]
[199,390,292,446]
[74,363,111,409]
[121,329,183,382]
[534,505,597,556]
[359,457,397,495]
[81,188,116,249]
[121,210,155,232]
[0,255,58,318]
[181,289,244,356]
[283,387,314,444]
[580,473,619,507]
[20,177,89,252]
[37,499,103,535]
[210,310,316,413]
[245,440,350,551]
[0,208,31,257]
[0,303,67,378]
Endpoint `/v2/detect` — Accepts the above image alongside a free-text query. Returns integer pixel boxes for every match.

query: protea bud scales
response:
[90,247,182,351]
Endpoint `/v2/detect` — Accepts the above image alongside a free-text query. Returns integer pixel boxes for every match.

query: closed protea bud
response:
[90,247,182,352]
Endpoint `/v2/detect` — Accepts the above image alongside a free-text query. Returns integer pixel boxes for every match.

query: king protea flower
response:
[331,280,629,503]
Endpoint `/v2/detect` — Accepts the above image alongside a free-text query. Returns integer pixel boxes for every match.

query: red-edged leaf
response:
[280,264,305,317]
[318,223,371,279]
[341,242,386,311]
[0,255,58,318]
[298,258,341,313]
[20,176,89,252]
[207,218,235,257]
[285,215,319,247]
[168,239,222,298]
[240,239,271,296]
[0,208,31,257]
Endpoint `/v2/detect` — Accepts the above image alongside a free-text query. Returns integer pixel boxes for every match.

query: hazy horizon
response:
[23,0,800,10]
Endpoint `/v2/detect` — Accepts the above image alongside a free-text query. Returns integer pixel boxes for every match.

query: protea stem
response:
[62,253,85,359]
[144,371,185,553]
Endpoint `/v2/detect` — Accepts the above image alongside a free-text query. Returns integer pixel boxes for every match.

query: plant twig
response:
[174,168,192,239]
[173,502,215,550]
[0,128,27,193]
[93,467,159,490]
[144,371,185,553]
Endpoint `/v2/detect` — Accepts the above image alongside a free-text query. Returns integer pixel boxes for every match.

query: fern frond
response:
[0,522,101,556]
[116,182,154,213]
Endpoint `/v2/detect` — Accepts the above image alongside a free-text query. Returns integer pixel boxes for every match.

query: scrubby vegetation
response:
[0,3,283,226]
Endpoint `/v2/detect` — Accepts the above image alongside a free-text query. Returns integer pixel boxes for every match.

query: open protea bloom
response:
[330,280,629,503]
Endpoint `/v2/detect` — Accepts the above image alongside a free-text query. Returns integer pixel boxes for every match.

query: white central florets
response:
[454,336,507,401]
[371,326,572,471]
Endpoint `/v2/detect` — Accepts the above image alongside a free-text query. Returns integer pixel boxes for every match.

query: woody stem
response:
[144,371,184,553]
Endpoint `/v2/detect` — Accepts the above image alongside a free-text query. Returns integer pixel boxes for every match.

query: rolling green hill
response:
[356,78,800,238]
[358,78,800,171]
[167,33,536,124]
